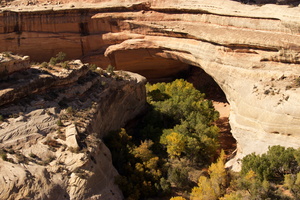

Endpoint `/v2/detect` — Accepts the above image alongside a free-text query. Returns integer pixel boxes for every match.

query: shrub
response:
[89,64,97,71]
[61,61,70,69]
[40,62,49,68]
[66,106,73,115]
[241,145,298,181]
[106,64,115,75]
[49,57,58,65]
[57,119,63,126]
[56,52,66,61]
[0,149,8,161]
[168,166,191,189]
[49,52,66,65]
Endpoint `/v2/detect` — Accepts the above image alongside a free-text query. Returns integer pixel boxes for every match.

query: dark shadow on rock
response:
[231,0,300,5]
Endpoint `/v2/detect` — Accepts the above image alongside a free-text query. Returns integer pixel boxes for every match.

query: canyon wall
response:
[0,55,147,199]
[1,0,300,170]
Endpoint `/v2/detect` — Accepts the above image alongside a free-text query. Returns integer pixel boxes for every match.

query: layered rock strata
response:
[94,0,300,170]
[0,57,146,199]
[0,0,300,171]
[0,53,30,76]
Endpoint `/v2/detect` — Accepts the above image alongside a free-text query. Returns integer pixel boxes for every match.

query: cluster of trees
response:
[104,78,300,200]
[105,79,220,199]
[231,145,300,199]
[172,145,300,200]
[105,78,300,199]
[146,79,220,164]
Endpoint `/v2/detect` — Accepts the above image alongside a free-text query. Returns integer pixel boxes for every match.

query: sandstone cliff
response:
[1,0,300,171]
[0,54,147,199]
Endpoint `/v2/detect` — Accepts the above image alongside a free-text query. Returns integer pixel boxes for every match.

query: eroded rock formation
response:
[0,54,146,199]
[1,0,300,171]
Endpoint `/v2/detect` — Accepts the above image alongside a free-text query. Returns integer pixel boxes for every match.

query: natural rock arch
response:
[103,34,300,170]
[0,0,300,170]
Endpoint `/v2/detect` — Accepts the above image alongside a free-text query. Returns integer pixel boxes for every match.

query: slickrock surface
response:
[0,55,147,199]
[98,0,300,171]
[0,53,30,76]
[1,0,300,171]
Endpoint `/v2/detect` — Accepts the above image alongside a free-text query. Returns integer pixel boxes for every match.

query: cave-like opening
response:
[188,66,236,157]
[146,65,236,157]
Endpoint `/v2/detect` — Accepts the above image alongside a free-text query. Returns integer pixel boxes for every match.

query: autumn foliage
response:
[105,79,221,199]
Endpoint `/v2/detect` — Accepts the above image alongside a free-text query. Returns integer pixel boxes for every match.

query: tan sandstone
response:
[0,57,147,199]
[0,0,300,173]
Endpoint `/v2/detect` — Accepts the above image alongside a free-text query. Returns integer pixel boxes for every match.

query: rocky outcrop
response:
[0,59,89,106]
[0,58,147,199]
[94,0,300,170]
[0,53,30,76]
[1,0,300,171]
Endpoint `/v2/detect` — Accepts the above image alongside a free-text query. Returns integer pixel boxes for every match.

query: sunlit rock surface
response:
[0,0,300,172]
[0,56,146,199]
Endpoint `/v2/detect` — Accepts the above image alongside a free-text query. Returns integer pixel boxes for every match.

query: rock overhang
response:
[0,0,300,171]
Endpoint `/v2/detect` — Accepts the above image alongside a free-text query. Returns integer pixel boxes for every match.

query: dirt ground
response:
[213,101,237,158]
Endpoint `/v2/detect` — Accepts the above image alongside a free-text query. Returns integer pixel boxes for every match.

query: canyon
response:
[1,0,300,198]
[0,53,146,199]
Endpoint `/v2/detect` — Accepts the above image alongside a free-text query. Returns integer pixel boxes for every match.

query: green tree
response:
[49,51,66,65]
[241,145,297,181]
[148,79,219,165]
[106,79,222,199]
[284,172,300,199]
[168,166,191,189]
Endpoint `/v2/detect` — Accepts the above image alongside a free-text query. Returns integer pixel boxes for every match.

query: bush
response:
[49,52,66,65]
[106,64,115,75]
[49,57,58,65]
[57,119,63,126]
[0,150,8,161]
[168,166,191,189]
[56,52,66,61]
[241,145,298,182]
[66,106,73,115]
[89,64,97,71]
[61,61,70,69]
[40,62,49,68]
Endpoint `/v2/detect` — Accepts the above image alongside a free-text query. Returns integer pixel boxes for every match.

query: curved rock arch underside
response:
[1,0,300,170]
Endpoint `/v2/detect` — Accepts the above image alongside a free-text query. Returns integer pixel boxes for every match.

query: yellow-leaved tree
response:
[133,140,154,162]
[132,140,162,181]
[161,132,186,159]
[170,197,187,200]
[190,150,227,200]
